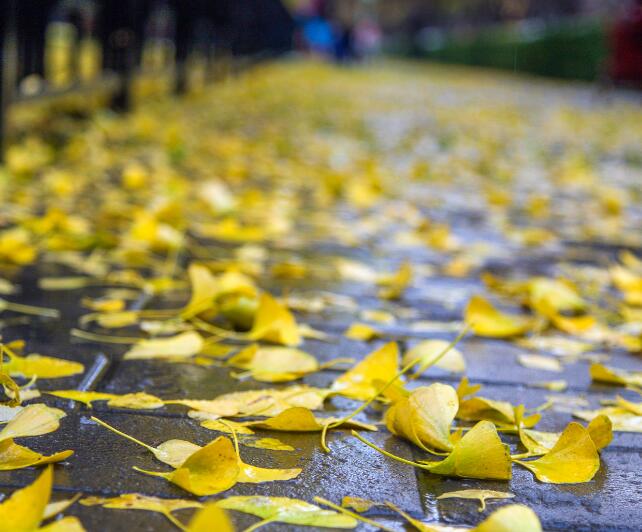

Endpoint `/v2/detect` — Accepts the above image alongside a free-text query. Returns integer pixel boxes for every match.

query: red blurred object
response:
[610,2,642,83]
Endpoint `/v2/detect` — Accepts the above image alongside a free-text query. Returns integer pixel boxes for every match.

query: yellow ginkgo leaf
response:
[465,295,531,338]
[385,383,458,452]
[590,363,642,387]
[527,278,585,316]
[574,407,642,433]
[354,420,512,480]
[227,345,318,382]
[377,261,412,300]
[248,293,301,346]
[0,404,66,442]
[344,323,383,341]
[514,422,599,483]
[436,489,514,512]
[403,340,466,375]
[46,390,164,410]
[548,312,596,335]
[474,504,542,532]
[135,436,240,496]
[0,466,52,530]
[245,406,377,433]
[331,342,399,401]
[182,263,256,319]
[81,494,202,531]
[123,331,204,360]
[3,347,84,380]
[187,503,235,532]
[457,396,516,426]
[245,438,295,452]
[0,439,73,470]
[173,385,328,418]
[216,496,357,529]
[517,354,563,373]
[423,420,512,480]
[197,418,255,435]
[341,496,377,513]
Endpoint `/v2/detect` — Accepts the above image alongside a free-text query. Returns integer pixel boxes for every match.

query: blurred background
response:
[1,0,641,158]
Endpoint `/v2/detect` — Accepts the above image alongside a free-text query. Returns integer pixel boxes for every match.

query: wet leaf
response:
[377,262,412,300]
[0,466,52,530]
[590,363,642,387]
[123,331,204,361]
[216,496,357,529]
[514,422,600,483]
[227,345,319,382]
[474,504,541,532]
[0,466,84,530]
[81,494,202,530]
[436,489,514,512]
[187,503,235,532]
[173,385,328,418]
[517,354,563,373]
[245,406,377,433]
[403,340,466,375]
[0,440,73,470]
[3,347,84,380]
[574,407,642,432]
[385,383,458,452]
[248,293,301,346]
[465,296,531,338]
[0,404,66,442]
[341,496,377,513]
[331,342,399,400]
[47,390,163,410]
[354,420,512,480]
[135,436,240,496]
[344,323,383,341]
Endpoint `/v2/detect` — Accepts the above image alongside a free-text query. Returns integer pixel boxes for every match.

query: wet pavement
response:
[1,62,641,530]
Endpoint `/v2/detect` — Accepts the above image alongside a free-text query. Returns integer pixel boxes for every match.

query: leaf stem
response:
[313,496,396,532]
[91,416,157,454]
[71,329,141,344]
[0,299,60,318]
[162,509,188,532]
[242,516,277,532]
[351,430,439,471]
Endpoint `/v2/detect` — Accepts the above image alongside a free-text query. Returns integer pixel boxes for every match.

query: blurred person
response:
[609,0,642,85]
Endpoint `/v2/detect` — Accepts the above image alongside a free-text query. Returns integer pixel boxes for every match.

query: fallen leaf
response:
[0,440,73,470]
[354,420,512,480]
[514,422,600,483]
[344,323,383,341]
[341,496,377,513]
[216,496,357,529]
[80,494,202,530]
[331,342,399,400]
[3,346,84,380]
[227,345,319,382]
[385,383,458,452]
[248,293,301,346]
[47,390,164,410]
[0,404,66,441]
[517,354,563,373]
[245,406,377,433]
[123,331,204,361]
[465,296,531,338]
[474,504,542,532]
[378,262,412,300]
[590,363,642,387]
[404,340,466,375]
[187,503,235,532]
